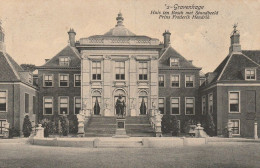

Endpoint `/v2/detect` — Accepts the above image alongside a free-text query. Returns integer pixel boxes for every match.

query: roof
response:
[38,45,81,69]
[0,51,20,81]
[158,46,201,70]
[0,51,36,89]
[206,50,260,84]
[79,13,160,46]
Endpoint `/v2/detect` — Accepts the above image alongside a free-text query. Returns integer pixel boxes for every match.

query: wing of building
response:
[0,24,37,136]
[200,26,260,137]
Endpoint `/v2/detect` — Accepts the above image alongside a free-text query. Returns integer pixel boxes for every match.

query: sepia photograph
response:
[0,0,259,167]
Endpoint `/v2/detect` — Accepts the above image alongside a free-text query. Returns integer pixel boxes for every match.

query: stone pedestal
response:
[254,121,258,139]
[35,124,44,138]
[195,124,208,138]
[154,111,163,137]
[113,118,129,138]
[77,112,85,137]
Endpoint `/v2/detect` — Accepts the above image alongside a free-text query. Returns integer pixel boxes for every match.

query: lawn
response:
[0,141,259,168]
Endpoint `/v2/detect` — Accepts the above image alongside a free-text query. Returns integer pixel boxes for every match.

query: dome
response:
[103,12,136,36]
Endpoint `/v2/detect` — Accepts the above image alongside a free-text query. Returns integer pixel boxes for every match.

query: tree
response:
[59,114,69,136]
[20,64,36,72]
[172,115,180,136]
[22,115,32,137]
[41,118,55,137]
[205,111,216,136]
[140,98,146,115]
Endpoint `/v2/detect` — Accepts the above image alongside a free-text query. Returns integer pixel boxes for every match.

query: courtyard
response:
[0,140,259,168]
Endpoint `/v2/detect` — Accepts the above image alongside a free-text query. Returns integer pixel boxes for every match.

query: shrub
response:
[9,127,20,138]
[22,115,32,137]
[60,115,69,136]
[41,118,55,137]
[69,116,78,134]
[172,116,180,136]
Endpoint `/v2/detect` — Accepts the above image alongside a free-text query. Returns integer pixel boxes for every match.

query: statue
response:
[84,100,88,110]
[152,101,156,109]
[115,95,125,118]
[131,99,135,109]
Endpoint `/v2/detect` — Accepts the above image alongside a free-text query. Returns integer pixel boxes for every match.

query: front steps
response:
[84,116,154,137]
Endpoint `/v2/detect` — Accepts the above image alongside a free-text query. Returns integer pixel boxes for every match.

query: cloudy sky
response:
[0,0,259,73]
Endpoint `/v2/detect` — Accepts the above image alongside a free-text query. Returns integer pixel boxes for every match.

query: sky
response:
[0,0,259,73]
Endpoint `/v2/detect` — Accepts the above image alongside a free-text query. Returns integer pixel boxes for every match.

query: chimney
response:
[68,28,76,47]
[188,60,193,64]
[0,20,6,53]
[45,59,50,63]
[229,24,241,54]
[163,30,171,48]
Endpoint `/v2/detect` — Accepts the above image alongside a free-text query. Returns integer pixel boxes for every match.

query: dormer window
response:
[59,57,69,66]
[245,69,256,80]
[170,58,179,67]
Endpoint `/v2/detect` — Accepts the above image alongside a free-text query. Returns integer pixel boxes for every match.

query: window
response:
[171,98,180,115]
[171,75,180,87]
[59,97,69,115]
[59,57,69,66]
[185,97,195,115]
[139,62,148,80]
[185,75,194,87]
[43,74,53,87]
[44,97,53,115]
[208,93,213,114]
[74,74,81,87]
[74,97,81,114]
[158,98,165,114]
[245,69,256,80]
[158,75,164,87]
[0,91,7,112]
[115,61,125,80]
[92,61,101,80]
[25,93,29,113]
[170,58,179,67]
[229,119,240,135]
[0,120,6,135]
[229,92,240,113]
[202,96,206,115]
[33,96,36,114]
[59,74,69,87]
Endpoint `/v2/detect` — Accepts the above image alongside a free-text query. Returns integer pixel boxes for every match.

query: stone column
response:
[254,121,258,139]
[150,55,159,109]
[103,55,112,116]
[82,53,92,110]
[129,55,138,116]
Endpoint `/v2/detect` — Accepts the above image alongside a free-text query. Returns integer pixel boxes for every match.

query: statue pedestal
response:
[77,113,85,137]
[35,124,44,138]
[113,118,129,138]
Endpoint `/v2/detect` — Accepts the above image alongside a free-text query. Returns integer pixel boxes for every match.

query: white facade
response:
[78,13,161,116]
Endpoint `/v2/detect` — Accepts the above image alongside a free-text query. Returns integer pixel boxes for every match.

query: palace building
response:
[0,13,259,138]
